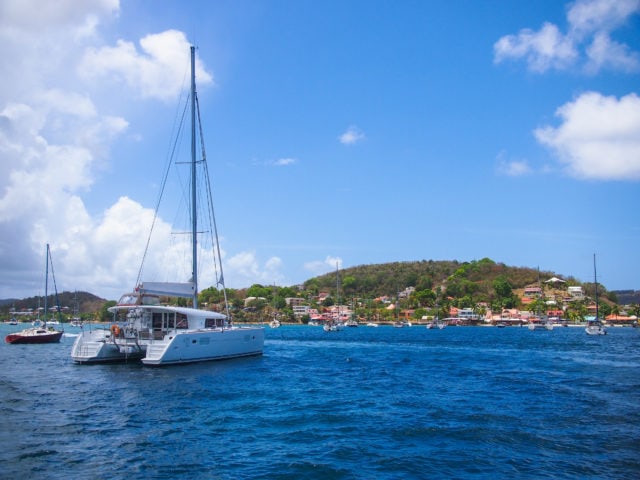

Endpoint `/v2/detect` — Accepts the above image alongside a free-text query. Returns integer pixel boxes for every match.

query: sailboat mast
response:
[190,45,198,308]
[593,253,599,319]
[44,244,49,323]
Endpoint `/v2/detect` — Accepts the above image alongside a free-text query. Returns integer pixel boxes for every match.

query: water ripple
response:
[1,324,639,479]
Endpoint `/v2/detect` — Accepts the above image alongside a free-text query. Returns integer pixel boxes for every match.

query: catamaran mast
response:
[190,45,198,308]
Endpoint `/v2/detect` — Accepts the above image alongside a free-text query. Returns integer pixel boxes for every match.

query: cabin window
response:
[176,314,188,329]
[152,313,164,330]
[205,318,223,328]
[141,295,161,306]
[117,294,138,305]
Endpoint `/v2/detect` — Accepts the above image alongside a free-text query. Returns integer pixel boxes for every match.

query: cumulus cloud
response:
[0,0,261,299]
[339,125,366,145]
[226,251,284,286]
[80,30,214,101]
[534,92,640,180]
[584,31,640,73]
[493,22,577,72]
[494,0,640,73]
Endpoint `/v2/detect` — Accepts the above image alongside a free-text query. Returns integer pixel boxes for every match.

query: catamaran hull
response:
[71,326,264,365]
[142,327,264,366]
[71,329,146,363]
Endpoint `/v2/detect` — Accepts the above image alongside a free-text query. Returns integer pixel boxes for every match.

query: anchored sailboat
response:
[72,46,264,364]
[585,254,607,336]
[5,244,64,344]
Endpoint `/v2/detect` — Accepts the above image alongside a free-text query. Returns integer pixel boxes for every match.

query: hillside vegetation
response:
[304,258,597,301]
[2,291,106,317]
[3,258,636,323]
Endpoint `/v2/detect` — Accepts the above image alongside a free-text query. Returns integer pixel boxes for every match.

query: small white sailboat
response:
[269,318,281,329]
[72,46,264,364]
[323,321,343,332]
[528,317,554,331]
[586,254,607,336]
[268,285,281,328]
[324,262,345,332]
[70,291,83,327]
[528,268,554,331]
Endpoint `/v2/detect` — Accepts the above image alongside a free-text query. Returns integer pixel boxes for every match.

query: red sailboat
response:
[5,244,64,344]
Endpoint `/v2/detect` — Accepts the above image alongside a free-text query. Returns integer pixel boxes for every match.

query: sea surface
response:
[1,323,639,479]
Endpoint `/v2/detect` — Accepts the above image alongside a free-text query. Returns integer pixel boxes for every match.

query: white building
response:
[292,305,310,317]
[567,286,584,300]
[458,308,479,321]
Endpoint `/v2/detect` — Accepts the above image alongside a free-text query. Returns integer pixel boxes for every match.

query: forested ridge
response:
[303,258,604,301]
[2,258,636,322]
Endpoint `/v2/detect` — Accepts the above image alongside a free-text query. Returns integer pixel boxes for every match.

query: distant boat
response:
[586,254,607,336]
[528,268,553,331]
[70,318,83,327]
[5,244,64,344]
[268,284,281,328]
[269,318,281,329]
[323,322,343,332]
[393,321,411,328]
[324,262,345,332]
[345,317,358,327]
[70,291,83,327]
[528,317,554,331]
[71,47,264,365]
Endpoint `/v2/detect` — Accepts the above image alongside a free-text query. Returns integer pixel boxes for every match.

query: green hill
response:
[303,258,585,300]
[3,291,107,316]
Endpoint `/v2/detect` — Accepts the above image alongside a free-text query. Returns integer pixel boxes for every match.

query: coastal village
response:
[241,276,639,329]
[4,272,640,329]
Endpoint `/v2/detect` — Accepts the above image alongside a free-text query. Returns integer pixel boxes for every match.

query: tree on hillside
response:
[95,301,116,322]
[412,289,436,307]
[246,284,272,300]
[493,276,516,309]
[342,275,357,295]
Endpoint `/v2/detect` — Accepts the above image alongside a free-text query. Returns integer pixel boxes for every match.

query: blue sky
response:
[1,0,639,300]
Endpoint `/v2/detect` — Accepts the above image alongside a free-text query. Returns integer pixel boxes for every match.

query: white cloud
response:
[494,0,640,73]
[339,125,366,145]
[496,153,533,177]
[534,91,640,180]
[0,0,118,35]
[567,0,640,36]
[585,32,640,73]
[225,251,284,286]
[273,158,297,166]
[494,22,577,72]
[304,256,343,275]
[80,30,214,101]
[0,0,229,299]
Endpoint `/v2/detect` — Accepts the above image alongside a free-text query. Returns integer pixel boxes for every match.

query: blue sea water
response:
[1,324,639,479]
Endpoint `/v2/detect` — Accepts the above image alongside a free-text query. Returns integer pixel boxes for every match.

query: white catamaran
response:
[72,47,264,365]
